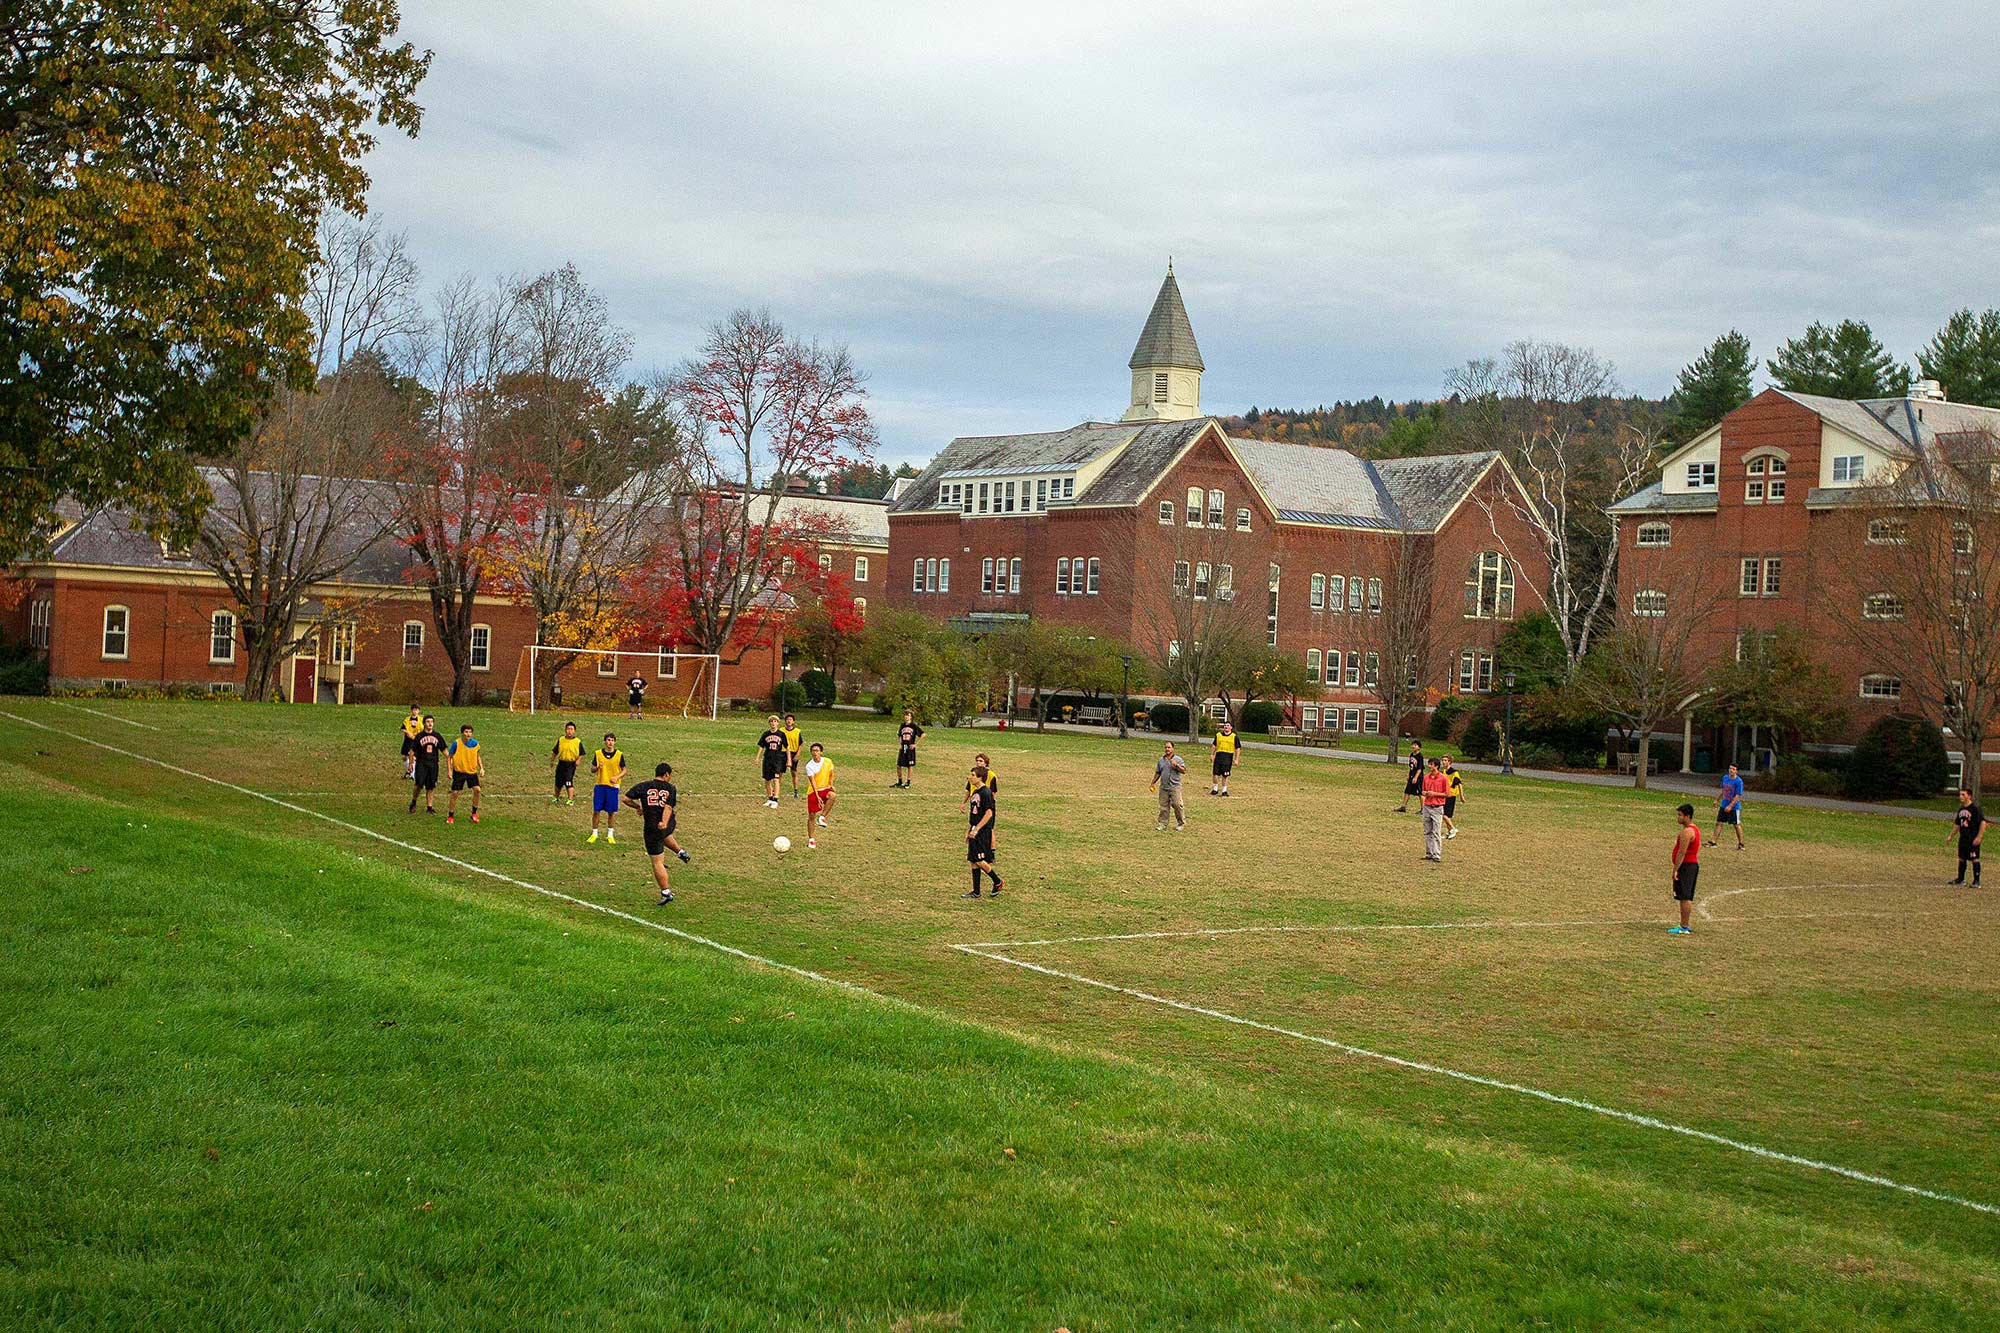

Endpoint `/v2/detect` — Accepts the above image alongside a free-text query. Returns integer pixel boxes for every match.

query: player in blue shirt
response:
[1714,763,1745,851]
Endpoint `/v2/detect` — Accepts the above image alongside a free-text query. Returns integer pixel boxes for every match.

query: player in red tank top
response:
[1669,803,1700,934]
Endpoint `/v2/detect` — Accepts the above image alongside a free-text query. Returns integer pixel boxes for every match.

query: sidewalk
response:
[966,716,1951,821]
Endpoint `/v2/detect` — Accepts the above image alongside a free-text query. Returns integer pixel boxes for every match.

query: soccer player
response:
[757,715,787,808]
[964,762,1004,898]
[1210,719,1241,796]
[1395,740,1425,813]
[1669,802,1701,934]
[408,715,443,814]
[1150,740,1188,831]
[587,732,626,843]
[1419,756,1450,861]
[893,711,924,788]
[624,761,690,905]
[1949,788,1988,886]
[1442,755,1464,839]
[964,751,999,813]
[550,721,583,805]
[1715,763,1746,851]
[781,712,804,798]
[626,673,647,720]
[446,723,484,825]
[802,742,836,849]
[400,704,423,779]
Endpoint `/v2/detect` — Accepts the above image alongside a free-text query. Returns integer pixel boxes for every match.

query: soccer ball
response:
[773,836,792,853]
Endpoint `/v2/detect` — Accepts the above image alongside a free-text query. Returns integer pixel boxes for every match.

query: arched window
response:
[1186,487,1203,526]
[1010,558,1023,594]
[1056,558,1070,595]
[1206,489,1224,526]
[1086,558,1100,594]
[1465,552,1515,619]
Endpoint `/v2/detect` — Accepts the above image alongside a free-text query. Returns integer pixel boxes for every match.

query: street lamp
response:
[1501,669,1517,776]
[1119,654,1132,740]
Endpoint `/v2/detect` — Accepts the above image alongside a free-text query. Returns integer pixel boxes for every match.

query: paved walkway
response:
[965,716,1951,821]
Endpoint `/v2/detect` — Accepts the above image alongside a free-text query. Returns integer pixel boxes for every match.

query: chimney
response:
[1912,379,1947,402]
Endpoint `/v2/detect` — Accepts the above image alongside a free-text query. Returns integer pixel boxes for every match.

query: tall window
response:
[1154,371,1169,402]
[1328,575,1345,611]
[1739,558,1760,597]
[1762,557,1782,596]
[1172,561,1190,595]
[1326,651,1343,686]
[1158,501,1174,525]
[960,486,973,514]
[913,558,924,592]
[981,558,995,594]
[208,610,236,663]
[656,646,678,677]
[1193,562,1212,600]
[1953,523,1975,556]
[1207,489,1224,526]
[1344,652,1361,688]
[1236,508,1251,532]
[1057,558,1071,595]
[1633,589,1667,617]
[470,624,491,672]
[1037,478,1048,509]
[101,606,129,659]
[1636,522,1670,547]
[817,553,832,572]
[28,599,51,650]
[1364,652,1380,687]
[1215,564,1232,600]
[853,597,867,619]
[1745,456,1767,503]
[1465,553,1514,619]
[1086,557,1100,594]
[1310,574,1325,609]
[1367,578,1382,614]
[925,558,939,593]
[1004,480,1016,514]
[977,482,989,514]
[1458,649,1495,692]
[1186,486,1202,526]
[854,556,868,582]
[402,621,424,656]
[329,623,356,667]
[938,559,949,592]
[1267,564,1281,647]
[1010,558,1023,594]
[1306,649,1321,683]
[1060,477,1074,500]
[1347,573,1364,613]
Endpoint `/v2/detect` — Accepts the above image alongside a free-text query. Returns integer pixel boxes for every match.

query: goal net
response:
[508,646,721,719]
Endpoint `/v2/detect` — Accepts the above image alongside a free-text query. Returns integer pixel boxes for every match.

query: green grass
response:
[4,697,1999,1327]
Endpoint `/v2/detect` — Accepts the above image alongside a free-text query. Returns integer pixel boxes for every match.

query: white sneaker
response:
[817,815,827,828]
[1155,823,1166,831]
[1446,830,1457,839]
[807,837,817,849]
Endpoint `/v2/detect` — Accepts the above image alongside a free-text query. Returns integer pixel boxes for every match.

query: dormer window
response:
[1685,461,1716,490]
[1832,455,1866,484]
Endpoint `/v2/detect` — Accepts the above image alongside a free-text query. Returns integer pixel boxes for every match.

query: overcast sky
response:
[363,1,2000,465]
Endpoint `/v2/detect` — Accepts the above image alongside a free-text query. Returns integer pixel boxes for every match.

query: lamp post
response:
[1501,669,1517,776]
[1119,654,1132,740]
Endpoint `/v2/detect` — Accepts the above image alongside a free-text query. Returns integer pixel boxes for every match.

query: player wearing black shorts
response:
[963,763,1004,899]
[894,711,923,788]
[407,716,443,814]
[757,715,788,808]
[399,705,423,778]
[626,674,647,721]
[624,762,690,904]
[1950,788,1988,886]
[1669,802,1700,935]
[1395,740,1424,813]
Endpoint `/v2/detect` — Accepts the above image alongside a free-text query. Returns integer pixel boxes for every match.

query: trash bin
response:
[1694,746,1713,774]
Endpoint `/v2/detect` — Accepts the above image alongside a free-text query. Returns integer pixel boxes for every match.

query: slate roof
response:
[1607,481,1719,515]
[1775,390,2000,456]
[1229,439,1401,529]
[1375,453,1503,530]
[889,419,1213,513]
[1128,270,1204,372]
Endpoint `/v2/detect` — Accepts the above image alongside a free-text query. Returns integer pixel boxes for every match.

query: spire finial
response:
[1167,255,1174,276]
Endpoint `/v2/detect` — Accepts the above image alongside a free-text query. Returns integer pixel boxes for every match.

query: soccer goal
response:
[509,645,721,719]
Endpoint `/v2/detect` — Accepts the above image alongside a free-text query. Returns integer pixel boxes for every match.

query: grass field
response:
[4,696,1998,1328]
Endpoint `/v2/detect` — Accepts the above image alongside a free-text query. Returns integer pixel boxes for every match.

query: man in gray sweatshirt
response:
[1150,740,1188,831]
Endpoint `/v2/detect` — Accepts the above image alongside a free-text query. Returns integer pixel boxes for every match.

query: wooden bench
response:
[1075,704,1115,726]
[1302,727,1343,748]
[1615,752,1661,776]
[1268,726,1301,744]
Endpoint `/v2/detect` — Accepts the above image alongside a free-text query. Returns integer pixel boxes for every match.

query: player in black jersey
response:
[757,715,788,808]
[625,762,689,904]
[963,762,1003,899]
[407,716,443,814]
[893,711,924,788]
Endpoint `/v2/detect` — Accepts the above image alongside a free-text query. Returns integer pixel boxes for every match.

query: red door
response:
[292,656,317,703]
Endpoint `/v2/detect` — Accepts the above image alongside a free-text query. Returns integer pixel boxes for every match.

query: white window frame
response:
[403,620,425,657]
[1154,371,1170,403]
[1057,557,1071,595]
[1328,575,1345,612]
[1206,489,1224,527]
[1327,651,1343,687]
[1158,501,1175,525]
[938,558,950,593]
[913,558,925,592]
[1867,517,1907,545]
[854,556,868,582]
[981,557,995,594]
[469,623,492,673]
[1301,706,1319,730]
[101,605,129,660]
[1193,562,1211,601]
[1310,573,1325,610]
[1186,486,1203,527]
[1832,455,1865,484]
[657,647,679,678]
[1635,522,1670,548]
[1762,557,1782,597]
[1465,553,1514,619]
[1236,507,1251,532]
[1367,578,1382,614]
[1036,478,1048,510]
[1010,558,1023,594]
[1172,561,1190,596]
[209,609,237,664]
[1739,558,1761,597]
[1086,557,1100,595]
[1348,573,1365,613]
[327,623,355,668]
[1306,649,1321,683]
[1345,652,1362,688]
[597,651,620,677]
[1686,460,1717,490]
[1633,589,1667,617]
[817,553,833,573]
[1363,709,1380,734]
[1215,563,1231,601]
[1344,707,1362,731]
[29,598,51,650]
[1862,592,1904,621]
[1953,523,1975,557]
[1859,674,1903,701]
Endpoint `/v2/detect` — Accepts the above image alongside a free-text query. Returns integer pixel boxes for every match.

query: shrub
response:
[1511,742,1563,770]
[378,658,446,709]
[871,691,891,715]
[1426,696,1474,741]
[1240,700,1284,734]
[1752,756,1847,797]
[1458,712,1500,761]
[797,668,836,708]
[1148,702,1190,735]
[0,654,49,695]
[770,679,808,713]
[1845,715,1949,800]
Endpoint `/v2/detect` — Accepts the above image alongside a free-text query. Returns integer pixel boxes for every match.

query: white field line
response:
[50,700,161,731]
[0,710,887,1001]
[950,942,2000,1218]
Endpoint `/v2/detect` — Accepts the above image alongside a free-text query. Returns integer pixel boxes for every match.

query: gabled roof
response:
[1228,438,1400,529]
[888,419,1213,513]
[1128,270,1204,372]
[1375,453,1504,530]
[1772,389,2000,457]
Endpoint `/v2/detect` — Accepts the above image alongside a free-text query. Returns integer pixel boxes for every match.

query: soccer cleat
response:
[987,881,1002,897]
[470,811,480,823]
[587,830,600,843]
[817,815,827,828]
[962,889,982,898]
[605,829,614,844]
[1948,878,1966,885]
[677,850,692,864]
[445,814,454,825]
[1155,823,1166,831]
[1446,829,1457,839]
[807,838,817,850]
[1668,926,1690,935]
[658,890,674,905]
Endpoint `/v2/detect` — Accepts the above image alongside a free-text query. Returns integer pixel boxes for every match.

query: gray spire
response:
[1127,269,1204,372]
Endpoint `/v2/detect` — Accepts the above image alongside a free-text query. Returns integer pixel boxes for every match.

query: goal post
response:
[509,645,721,720]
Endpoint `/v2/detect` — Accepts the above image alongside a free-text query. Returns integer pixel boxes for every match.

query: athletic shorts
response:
[762,754,787,781]
[554,760,577,789]
[413,763,439,791]
[898,746,917,768]
[967,834,995,864]
[807,788,834,815]
[1717,807,1740,826]
[450,769,479,792]
[1673,862,1700,901]
[644,821,675,857]
[1212,752,1234,776]
[628,692,643,707]
[1443,796,1457,818]
[1404,777,1422,796]
[1959,840,1981,863]
[401,735,417,757]
[787,752,800,772]
[592,784,620,815]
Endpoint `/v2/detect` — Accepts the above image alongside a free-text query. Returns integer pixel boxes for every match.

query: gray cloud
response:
[363,0,2000,463]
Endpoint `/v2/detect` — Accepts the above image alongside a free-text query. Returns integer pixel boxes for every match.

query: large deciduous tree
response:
[1916,309,2000,408]
[0,1,428,553]
[1361,532,1441,759]
[1448,340,1659,677]
[1138,529,1262,740]
[1669,331,1756,441]
[659,311,876,661]
[1570,558,1718,790]
[1768,319,1911,399]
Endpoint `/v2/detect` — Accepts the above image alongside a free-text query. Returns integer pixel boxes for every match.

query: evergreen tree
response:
[1916,308,2000,407]
[1767,320,1911,399]
[1668,331,1756,439]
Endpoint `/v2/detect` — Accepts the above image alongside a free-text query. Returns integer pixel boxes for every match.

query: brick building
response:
[1609,384,2000,781]
[887,270,1547,731]
[8,481,785,707]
